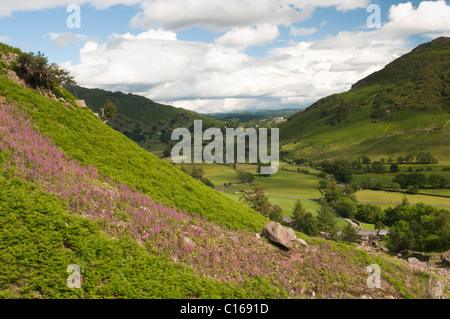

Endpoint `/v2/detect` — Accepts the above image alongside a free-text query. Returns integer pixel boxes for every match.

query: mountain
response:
[280,37,450,162]
[0,42,438,299]
[66,85,224,156]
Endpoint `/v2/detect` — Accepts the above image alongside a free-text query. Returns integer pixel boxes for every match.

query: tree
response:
[334,167,352,183]
[163,148,171,158]
[405,154,415,164]
[291,200,307,228]
[374,221,385,230]
[16,51,76,90]
[316,203,338,239]
[256,162,270,177]
[356,204,385,224]
[401,196,410,206]
[393,173,427,189]
[387,220,413,252]
[268,205,283,223]
[298,212,319,236]
[334,197,358,219]
[341,224,359,243]
[390,163,400,173]
[240,183,280,221]
[416,152,438,164]
[236,170,255,183]
[371,161,386,174]
[428,175,448,189]
[190,167,204,180]
[407,185,419,194]
[360,155,371,164]
[200,177,214,188]
[102,99,118,121]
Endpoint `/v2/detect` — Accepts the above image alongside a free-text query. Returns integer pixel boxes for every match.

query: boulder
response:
[261,222,293,250]
[76,100,87,108]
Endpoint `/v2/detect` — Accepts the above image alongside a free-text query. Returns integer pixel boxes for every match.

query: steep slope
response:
[0,47,268,232]
[0,42,440,299]
[66,85,224,156]
[280,37,450,162]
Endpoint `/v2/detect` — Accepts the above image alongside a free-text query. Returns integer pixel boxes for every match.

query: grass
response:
[356,190,450,207]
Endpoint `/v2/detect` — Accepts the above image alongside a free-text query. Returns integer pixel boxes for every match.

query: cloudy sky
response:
[1,1,450,113]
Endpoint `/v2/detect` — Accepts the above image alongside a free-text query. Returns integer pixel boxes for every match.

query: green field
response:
[170,160,355,228]
[356,190,450,208]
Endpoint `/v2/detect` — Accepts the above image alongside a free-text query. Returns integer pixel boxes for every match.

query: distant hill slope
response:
[66,85,224,156]
[280,37,450,162]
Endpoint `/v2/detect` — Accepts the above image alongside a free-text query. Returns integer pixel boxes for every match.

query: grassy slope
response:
[0,75,268,232]
[280,37,450,161]
[0,172,247,299]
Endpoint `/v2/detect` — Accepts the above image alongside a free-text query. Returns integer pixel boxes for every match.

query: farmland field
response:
[356,190,450,207]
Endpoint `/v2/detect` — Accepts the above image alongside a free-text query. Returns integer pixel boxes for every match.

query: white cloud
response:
[119,28,177,41]
[130,0,316,31]
[383,1,450,36]
[66,1,450,113]
[0,35,10,42]
[0,0,371,18]
[46,32,88,48]
[290,26,319,37]
[215,24,280,47]
[0,0,140,17]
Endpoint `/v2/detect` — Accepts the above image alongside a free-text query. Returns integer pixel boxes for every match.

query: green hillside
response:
[0,42,443,299]
[280,37,450,162]
[66,85,224,157]
[0,43,267,233]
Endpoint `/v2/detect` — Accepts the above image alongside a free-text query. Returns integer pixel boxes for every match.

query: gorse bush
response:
[15,51,75,90]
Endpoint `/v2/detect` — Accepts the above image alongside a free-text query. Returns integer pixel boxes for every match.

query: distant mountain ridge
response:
[280,37,450,162]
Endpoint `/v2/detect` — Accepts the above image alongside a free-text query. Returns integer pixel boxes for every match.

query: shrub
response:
[15,51,75,90]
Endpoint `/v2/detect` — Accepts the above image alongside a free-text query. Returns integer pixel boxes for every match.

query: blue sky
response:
[1,1,449,112]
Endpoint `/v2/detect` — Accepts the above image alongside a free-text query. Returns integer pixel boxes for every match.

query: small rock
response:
[183,236,196,249]
[295,238,308,247]
[76,100,87,108]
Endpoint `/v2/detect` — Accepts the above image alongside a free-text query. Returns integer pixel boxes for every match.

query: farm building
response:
[356,229,389,242]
